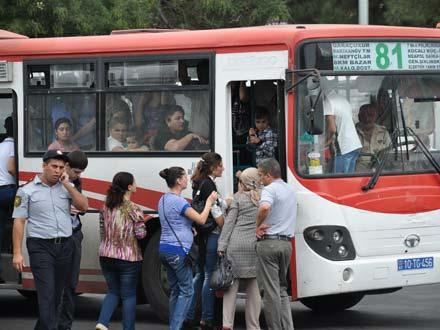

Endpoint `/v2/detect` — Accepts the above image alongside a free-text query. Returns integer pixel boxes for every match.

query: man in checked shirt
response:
[247,106,278,166]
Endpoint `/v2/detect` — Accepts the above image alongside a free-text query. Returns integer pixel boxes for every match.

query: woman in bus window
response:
[185,152,226,330]
[152,105,208,151]
[48,117,80,152]
[158,166,217,330]
[96,172,146,330]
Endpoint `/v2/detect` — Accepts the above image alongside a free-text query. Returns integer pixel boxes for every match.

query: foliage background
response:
[0,0,439,37]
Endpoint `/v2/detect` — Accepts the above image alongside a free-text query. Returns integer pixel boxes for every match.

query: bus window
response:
[27,93,97,152]
[26,63,97,153]
[297,74,440,176]
[104,90,211,152]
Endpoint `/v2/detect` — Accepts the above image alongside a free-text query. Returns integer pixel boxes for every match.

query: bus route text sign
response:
[332,42,440,71]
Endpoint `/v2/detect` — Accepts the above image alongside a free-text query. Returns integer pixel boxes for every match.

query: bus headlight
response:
[303,225,356,261]
[338,245,348,257]
[333,230,343,243]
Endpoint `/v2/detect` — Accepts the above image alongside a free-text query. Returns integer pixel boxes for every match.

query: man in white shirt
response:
[256,158,296,330]
[324,91,362,173]
[0,116,15,283]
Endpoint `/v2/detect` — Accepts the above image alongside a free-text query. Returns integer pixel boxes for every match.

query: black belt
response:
[0,184,16,189]
[257,234,291,242]
[36,236,72,244]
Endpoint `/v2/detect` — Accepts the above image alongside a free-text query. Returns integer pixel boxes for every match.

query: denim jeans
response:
[186,232,219,322]
[0,185,16,275]
[334,149,360,174]
[160,252,194,330]
[98,257,141,330]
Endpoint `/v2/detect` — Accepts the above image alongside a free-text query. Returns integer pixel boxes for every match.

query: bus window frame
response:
[294,38,440,179]
[23,52,216,158]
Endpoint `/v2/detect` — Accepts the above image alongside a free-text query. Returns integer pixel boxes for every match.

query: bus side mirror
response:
[305,77,324,135]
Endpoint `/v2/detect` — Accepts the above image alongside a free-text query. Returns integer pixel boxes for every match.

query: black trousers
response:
[57,229,83,330]
[27,237,74,330]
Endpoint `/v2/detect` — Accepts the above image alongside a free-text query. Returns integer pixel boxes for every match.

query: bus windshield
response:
[297,73,440,176]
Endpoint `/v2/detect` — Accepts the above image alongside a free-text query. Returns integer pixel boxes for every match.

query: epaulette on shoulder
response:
[19,179,33,188]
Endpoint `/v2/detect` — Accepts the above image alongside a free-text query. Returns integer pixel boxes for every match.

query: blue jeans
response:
[98,257,141,330]
[160,252,194,330]
[187,233,219,322]
[334,149,360,173]
[0,185,16,275]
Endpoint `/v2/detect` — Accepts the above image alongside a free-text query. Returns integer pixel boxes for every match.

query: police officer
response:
[57,150,88,330]
[12,149,88,330]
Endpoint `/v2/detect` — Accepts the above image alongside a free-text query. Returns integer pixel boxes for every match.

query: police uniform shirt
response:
[12,175,73,238]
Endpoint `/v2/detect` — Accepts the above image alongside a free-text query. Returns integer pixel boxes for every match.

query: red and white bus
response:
[0,24,440,320]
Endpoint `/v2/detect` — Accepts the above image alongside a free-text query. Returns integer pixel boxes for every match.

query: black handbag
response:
[210,255,234,291]
[192,179,217,234]
[161,197,198,267]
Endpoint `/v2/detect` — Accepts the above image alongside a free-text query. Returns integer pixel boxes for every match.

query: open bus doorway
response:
[230,79,286,191]
[0,90,18,286]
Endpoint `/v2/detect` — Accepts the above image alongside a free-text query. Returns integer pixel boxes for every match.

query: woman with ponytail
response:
[96,172,146,330]
[185,152,225,330]
[158,166,217,330]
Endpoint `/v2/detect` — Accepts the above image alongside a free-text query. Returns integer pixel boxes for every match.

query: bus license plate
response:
[397,257,434,271]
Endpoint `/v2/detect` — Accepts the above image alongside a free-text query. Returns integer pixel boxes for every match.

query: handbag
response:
[192,179,217,234]
[210,255,234,291]
[161,197,198,267]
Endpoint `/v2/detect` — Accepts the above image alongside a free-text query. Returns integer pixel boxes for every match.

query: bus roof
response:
[0,29,28,40]
[1,24,440,59]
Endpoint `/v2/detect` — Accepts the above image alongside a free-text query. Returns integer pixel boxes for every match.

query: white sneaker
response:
[95,323,108,330]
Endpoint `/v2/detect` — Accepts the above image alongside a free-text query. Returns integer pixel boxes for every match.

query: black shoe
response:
[0,276,5,284]
[182,320,199,330]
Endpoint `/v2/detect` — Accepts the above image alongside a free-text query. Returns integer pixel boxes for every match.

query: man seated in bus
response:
[355,103,391,172]
[324,89,362,174]
[152,105,208,151]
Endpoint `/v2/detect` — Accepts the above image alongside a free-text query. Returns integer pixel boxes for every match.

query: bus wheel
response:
[142,230,169,322]
[17,289,37,300]
[299,292,364,312]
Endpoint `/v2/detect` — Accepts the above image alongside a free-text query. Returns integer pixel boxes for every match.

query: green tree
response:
[0,0,152,37]
[149,0,290,29]
[380,0,440,27]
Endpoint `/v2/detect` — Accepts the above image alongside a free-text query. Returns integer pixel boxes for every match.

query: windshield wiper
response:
[406,127,440,175]
[362,130,398,192]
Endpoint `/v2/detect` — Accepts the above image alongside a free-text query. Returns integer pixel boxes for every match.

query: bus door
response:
[230,79,286,189]
[0,89,18,286]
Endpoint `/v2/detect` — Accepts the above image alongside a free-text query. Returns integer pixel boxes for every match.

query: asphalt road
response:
[0,284,439,329]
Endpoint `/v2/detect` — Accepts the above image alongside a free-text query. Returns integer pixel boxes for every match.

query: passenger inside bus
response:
[48,117,80,152]
[355,103,391,172]
[246,106,278,166]
[324,87,362,174]
[134,91,165,146]
[126,130,149,151]
[151,105,208,151]
[106,117,128,151]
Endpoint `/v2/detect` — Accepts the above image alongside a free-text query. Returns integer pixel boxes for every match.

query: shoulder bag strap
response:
[162,196,189,255]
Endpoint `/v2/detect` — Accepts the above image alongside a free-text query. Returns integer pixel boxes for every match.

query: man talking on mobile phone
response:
[12,149,88,330]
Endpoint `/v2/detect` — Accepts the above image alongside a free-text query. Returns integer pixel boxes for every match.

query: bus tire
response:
[142,230,169,322]
[299,292,364,312]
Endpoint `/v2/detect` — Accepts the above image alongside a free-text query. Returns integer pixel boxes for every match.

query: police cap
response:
[42,149,69,163]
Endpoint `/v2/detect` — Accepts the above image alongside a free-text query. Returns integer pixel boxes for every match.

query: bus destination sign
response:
[332,42,440,71]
